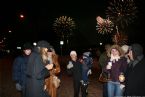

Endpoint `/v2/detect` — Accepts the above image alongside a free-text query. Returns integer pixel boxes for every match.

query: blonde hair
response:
[107,44,125,57]
[39,48,49,64]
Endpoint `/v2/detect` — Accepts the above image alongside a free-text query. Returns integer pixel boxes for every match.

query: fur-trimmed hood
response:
[107,44,125,58]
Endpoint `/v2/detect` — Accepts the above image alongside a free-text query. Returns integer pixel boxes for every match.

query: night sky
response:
[0,0,145,53]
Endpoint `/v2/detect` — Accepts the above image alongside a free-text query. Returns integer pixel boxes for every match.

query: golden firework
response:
[96,16,114,34]
[106,0,137,29]
[53,16,76,37]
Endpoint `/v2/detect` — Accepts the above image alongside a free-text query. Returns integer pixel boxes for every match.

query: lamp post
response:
[60,40,64,56]
[33,42,37,46]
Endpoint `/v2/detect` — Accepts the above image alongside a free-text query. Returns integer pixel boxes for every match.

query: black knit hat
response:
[37,40,51,49]
[22,42,33,50]
[131,43,143,57]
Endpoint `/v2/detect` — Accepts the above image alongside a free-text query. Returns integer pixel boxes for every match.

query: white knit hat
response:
[70,51,77,56]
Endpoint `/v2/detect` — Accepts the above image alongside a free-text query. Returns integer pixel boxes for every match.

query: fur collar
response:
[110,54,121,63]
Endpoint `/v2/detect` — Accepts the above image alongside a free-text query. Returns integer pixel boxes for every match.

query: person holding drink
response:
[103,44,128,97]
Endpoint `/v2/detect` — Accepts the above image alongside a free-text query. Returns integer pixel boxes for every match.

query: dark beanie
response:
[131,43,143,57]
[37,40,51,49]
[22,42,33,50]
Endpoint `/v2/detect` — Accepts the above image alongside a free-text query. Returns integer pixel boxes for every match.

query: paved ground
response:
[58,71,103,97]
[0,55,103,97]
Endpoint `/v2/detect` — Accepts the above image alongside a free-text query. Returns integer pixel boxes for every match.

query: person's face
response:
[47,51,53,57]
[24,49,32,55]
[111,49,119,56]
[127,50,134,60]
[105,45,110,51]
[70,54,77,61]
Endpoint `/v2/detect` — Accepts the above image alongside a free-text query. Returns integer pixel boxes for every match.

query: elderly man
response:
[67,50,83,97]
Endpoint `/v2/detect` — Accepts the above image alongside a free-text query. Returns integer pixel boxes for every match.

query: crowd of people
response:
[98,43,145,97]
[12,40,145,97]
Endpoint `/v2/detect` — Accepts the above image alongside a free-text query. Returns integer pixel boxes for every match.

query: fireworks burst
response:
[106,0,137,29]
[96,16,114,34]
[112,32,128,45]
[53,16,76,38]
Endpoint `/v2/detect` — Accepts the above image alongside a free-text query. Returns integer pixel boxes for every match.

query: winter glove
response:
[120,84,125,90]
[87,69,92,76]
[16,83,22,91]
[67,61,73,69]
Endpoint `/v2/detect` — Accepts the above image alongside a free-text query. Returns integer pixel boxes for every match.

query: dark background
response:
[0,0,145,54]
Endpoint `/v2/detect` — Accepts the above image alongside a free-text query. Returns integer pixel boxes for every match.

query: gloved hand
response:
[67,61,73,69]
[16,83,22,91]
[87,69,92,76]
[120,84,125,90]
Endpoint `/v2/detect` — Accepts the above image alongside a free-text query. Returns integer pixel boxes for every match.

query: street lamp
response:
[20,14,24,19]
[33,42,37,46]
[60,40,64,56]
[8,30,12,33]
[99,42,103,46]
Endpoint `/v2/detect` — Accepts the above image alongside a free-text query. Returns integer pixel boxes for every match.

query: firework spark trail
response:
[106,0,137,29]
[96,16,114,34]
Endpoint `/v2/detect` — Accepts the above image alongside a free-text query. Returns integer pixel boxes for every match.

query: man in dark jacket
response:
[25,40,53,97]
[124,43,145,96]
[67,50,82,97]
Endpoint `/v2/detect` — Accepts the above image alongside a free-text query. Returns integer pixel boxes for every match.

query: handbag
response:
[99,71,110,83]
[52,75,60,88]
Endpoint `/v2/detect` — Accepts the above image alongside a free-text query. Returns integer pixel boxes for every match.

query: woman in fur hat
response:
[103,44,128,97]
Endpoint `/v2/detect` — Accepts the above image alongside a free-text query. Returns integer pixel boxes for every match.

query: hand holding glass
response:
[106,62,112,69]
[45,64,53,70]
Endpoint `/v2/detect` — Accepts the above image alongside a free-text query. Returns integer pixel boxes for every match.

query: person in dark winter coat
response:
[80,51,93,97]
[12,42,33,97]
[67,50,82,97]
[25,40,53,97]
[124,43,145,96]
[81,51,93,83]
